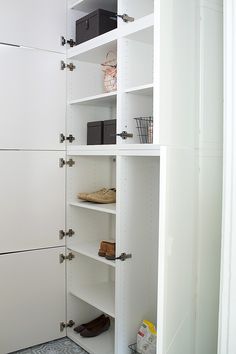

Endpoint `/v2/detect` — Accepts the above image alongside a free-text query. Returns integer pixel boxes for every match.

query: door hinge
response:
[116,131,133,140]
[116,13,135,22]
[59,252,75,264]
[61,60,76,71]
[59,158,75,168]
[59,229,75,240]
[61,36,76,47]
[60,320,75,332]
[115,253,132,261]
[60,133,75,143]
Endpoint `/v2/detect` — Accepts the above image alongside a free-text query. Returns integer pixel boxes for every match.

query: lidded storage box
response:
[76,9,117,45]
[87,121,103,145]
[103,119,116,144]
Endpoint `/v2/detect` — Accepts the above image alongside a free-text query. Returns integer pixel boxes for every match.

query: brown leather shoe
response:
[74,314,105,334]
[98,241,115,258]
[80,316,110,337]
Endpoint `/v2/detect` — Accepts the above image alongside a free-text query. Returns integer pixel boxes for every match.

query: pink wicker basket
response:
[101,51,117,92]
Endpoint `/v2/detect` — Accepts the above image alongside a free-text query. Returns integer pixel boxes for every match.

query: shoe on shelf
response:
[80,316,110,338]
[98,241,116,258]
[78,188,116,204]
[74,314,106,334]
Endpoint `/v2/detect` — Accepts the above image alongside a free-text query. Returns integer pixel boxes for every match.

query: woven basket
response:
[101,51,117,92]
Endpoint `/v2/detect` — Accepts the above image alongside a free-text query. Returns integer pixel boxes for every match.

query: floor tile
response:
[12,337,88,354]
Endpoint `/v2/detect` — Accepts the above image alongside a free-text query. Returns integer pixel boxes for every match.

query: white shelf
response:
[67,145,116,156]
[68,322,114,354]
[70,281,115,318]
[122,14,154,44]
[68,242,116,267]
[69,0,117,13]
[67,144,161,156]
[125,83,153,96]
[67,29,117,63]
[69,201,116,214]
[69,91,117,106]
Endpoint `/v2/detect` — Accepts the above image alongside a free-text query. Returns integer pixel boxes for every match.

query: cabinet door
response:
[116,156,159,354]
[0,151,65,253]
[0,45,66,150]
[0,0,66,52]
[0,248,66,354]
[157,147,197,354]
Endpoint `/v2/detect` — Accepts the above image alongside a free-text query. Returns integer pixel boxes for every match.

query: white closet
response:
[0,1,223,354]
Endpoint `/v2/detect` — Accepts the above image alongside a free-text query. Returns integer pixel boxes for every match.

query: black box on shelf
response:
[76,9,117,45]
[87,121,103,145]
[103,119,116,144]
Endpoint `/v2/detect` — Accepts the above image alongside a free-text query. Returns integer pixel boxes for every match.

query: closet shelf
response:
[67,145,161,156]
[69,0,117,13]
[122,13,154,44]
[68,322,114,354]
[68,243,116,267]
[69,201,116,215]
[67,29,117,63]
[69,281,115,318]
[69,91,117,106]
[125,83,153,96]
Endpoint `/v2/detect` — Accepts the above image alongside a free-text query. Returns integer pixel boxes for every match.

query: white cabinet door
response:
[0,151,65,253]
[157,147,197,354]
[0,45,66,150]
[0,247,66,354]
[0,0,66,52]
[116,155,160,354]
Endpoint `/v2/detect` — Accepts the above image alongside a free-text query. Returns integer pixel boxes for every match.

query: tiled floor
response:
[12,338,88,354]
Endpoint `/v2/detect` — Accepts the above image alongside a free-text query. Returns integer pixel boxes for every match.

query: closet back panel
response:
[0,0,66,52]
[0,151,66,253]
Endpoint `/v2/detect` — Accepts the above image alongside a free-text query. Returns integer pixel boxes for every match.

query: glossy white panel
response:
[0,45,66,149]
[0,248,66,354]
[0,151,65,253]
[157,147,197,354]
[0,0,66,52]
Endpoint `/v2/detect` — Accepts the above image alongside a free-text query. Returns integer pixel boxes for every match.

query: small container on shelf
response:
[103,119,116,144]
[134,116,153,144]
[87,121,103,145]
[76,9,117,45]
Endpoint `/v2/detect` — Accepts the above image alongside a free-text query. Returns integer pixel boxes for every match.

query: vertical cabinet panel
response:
[0,45,66,150]
[0,0,66,52]
[0,248,66,354]
[157,147,197,354]
[0,151,66,253]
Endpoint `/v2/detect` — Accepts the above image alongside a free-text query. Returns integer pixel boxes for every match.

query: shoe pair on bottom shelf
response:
[98,240,116,260]
[74,314,110,338]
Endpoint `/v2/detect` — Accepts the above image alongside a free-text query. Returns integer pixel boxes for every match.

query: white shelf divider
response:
[69,91,117,106]
[69,281,115,318]
[68,322,114,354]
[69,201,116,215]
[68,243,116,268]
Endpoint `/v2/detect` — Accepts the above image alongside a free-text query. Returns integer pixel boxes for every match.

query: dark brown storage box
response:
[103,119,116,144]
[87,121,103,145]
[76,9,117,45]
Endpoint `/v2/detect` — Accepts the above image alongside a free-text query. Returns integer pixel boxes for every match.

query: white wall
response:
[218,0,236,353]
